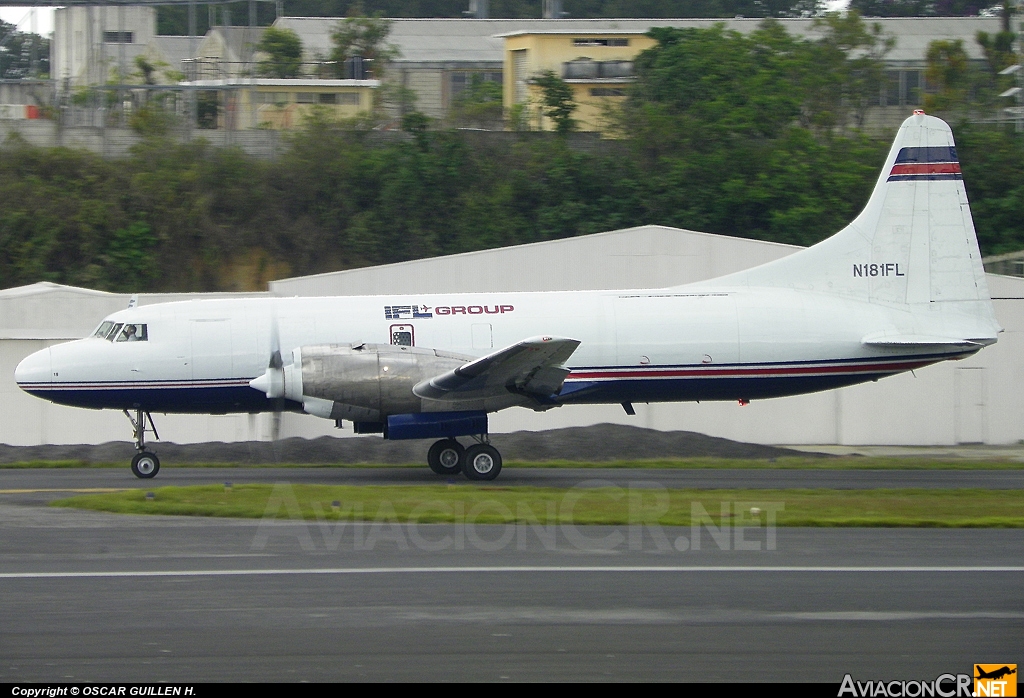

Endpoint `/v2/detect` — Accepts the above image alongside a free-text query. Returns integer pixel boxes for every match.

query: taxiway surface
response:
[1,465,1023,506]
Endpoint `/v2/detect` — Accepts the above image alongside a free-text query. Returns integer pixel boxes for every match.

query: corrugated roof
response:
[273,16,1001,64]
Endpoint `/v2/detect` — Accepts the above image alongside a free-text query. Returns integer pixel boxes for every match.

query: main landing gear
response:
[124,408,160,479]
[427,437,502,481]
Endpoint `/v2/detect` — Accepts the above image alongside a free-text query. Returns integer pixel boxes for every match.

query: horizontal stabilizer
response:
[413,336,581,402]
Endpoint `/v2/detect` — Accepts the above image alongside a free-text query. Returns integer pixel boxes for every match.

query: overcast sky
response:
[1,7,55,35]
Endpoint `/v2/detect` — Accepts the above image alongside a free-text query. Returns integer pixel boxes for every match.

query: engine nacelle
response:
[279,343,473,421]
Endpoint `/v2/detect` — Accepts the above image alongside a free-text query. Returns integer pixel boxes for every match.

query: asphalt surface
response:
[1,466,1022,682]
[2,465,1024,505]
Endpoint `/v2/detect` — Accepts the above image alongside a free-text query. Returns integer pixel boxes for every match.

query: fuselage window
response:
[115,323,148,342]
[105,323,124,341]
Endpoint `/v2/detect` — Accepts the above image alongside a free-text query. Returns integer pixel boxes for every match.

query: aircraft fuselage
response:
[15,287,977,415]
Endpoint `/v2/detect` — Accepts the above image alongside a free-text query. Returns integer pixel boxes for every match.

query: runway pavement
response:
[1,467,1021,682]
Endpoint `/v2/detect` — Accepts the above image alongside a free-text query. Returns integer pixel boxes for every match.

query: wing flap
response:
[413,336,581,402]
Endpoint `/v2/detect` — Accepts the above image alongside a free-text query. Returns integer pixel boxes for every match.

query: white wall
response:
[52,6,156,86]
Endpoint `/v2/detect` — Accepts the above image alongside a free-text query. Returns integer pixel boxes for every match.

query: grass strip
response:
[52,484,1024,527]
[7,457,1024,470]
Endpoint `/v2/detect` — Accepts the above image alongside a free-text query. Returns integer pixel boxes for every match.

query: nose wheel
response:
[131,451,160,478]
[125,408,161,479]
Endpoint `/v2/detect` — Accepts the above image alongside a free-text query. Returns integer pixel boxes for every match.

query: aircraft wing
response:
[413,336,581,402]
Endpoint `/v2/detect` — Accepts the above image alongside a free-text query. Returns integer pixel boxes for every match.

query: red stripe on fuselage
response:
[889,163,961,176]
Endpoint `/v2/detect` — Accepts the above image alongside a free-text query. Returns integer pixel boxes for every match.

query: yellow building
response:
[183,79,379,130]
[500,30,656,132]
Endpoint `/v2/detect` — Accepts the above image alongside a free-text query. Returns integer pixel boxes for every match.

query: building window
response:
[337,92,360,105]
[318,93,337,104]
[880,70,925,107]
[103,31,133,44]
[296,93,316,104]
[513,50,528,103]
[573,38,629,47]
[590,87,627,97]
[563,59,634,80]
[257,92,289,105]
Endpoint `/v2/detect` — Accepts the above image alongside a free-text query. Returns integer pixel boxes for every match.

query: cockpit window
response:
[92,321,114,339]
[115,324,147,342]
[92,322,147,342]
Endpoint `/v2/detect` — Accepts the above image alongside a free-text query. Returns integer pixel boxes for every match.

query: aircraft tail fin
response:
[695,112,998,334]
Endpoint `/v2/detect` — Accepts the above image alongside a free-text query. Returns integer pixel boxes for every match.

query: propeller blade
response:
[269,306,282,369]
[271,409,282,442]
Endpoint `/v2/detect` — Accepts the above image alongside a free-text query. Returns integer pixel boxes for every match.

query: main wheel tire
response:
[462,444,502,481]
[427,439,464,475]
[131,451,160,479]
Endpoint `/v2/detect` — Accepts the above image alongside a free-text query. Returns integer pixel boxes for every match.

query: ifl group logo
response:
[838,665,1017,697]
[975,665,1017,697]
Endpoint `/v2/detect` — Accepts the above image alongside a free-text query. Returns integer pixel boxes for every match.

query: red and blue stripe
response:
[887,146,962,182]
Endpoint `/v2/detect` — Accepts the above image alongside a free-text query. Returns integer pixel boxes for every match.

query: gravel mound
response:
[0,424,814,464]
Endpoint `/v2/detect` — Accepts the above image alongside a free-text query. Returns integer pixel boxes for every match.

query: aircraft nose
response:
[15,347,52,388]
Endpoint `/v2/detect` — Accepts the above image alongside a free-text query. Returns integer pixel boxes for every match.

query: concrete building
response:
[181,77,378,130]
[273,16,1003,127]
[3,226,1021,448]
[502,29,653,131]
[51,6,195,89]
[44,13,1007,129]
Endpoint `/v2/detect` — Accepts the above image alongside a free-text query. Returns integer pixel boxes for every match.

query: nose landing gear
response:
[125,408,161,479]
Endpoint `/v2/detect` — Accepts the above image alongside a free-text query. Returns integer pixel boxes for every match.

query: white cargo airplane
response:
[15,113,1000,480]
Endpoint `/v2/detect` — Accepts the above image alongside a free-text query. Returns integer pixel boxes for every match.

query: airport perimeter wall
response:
[0,119,287,159]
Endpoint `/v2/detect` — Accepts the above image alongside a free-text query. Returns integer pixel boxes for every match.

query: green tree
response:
[627,24,808,140]
[807,12,894,129]
[104,221,158,291]
[925,39,972,112]
[531,71,577,134]
[0,19,49,79]
[329,4,400,79]
[257,26,304,78]
[451,75,503,128]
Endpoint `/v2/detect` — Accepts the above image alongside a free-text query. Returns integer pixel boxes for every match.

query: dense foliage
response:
[257,27,304,78]
[0,19,49,79]
[3,17,1024,293]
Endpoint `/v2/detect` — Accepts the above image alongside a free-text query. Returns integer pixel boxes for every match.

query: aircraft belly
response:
[559,372,894,403]
[24,382,275,413]
[558,351,958,404]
